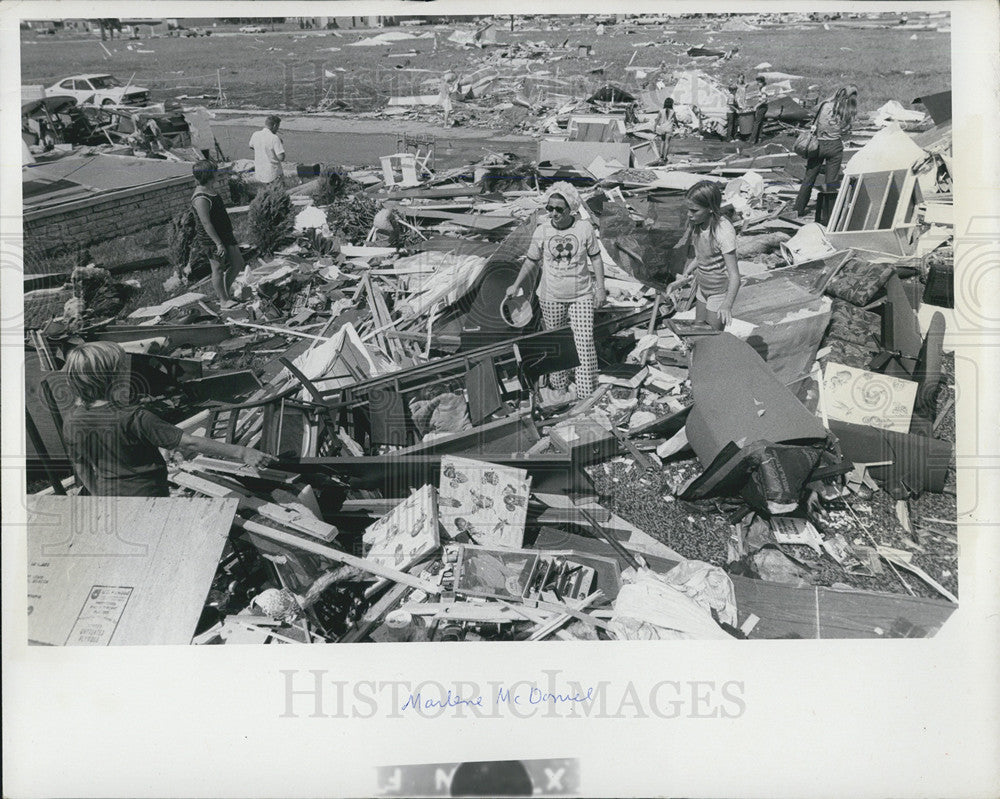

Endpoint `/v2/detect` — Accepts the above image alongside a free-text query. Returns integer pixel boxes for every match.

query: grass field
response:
[20,17,950,115]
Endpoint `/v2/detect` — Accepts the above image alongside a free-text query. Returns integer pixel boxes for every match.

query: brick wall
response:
[23,176,232,273]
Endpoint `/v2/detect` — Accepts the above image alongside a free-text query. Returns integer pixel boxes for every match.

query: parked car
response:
[184,27,210,37]
[239,25,267,33]
[45,74,150,107]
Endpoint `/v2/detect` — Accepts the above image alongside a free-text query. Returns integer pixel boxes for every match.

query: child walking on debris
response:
[191,159,245,309]
[62,341,274,497]
[655,97,676,161]
[672,180,740,331]
[506,182,605,401]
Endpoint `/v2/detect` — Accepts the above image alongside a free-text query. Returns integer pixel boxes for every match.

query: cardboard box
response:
[549,418,620,465]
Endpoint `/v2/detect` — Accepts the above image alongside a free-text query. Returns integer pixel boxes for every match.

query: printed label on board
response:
[66,586,133,646]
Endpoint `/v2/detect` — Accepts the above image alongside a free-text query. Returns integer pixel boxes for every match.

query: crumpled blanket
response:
[410,392,472,440]
[663,559,738,626]
[608,567,734,641]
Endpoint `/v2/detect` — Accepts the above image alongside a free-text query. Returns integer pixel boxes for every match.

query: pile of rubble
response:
[26,73,956,644]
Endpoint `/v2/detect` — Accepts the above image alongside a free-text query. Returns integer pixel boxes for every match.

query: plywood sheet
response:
[734,577,955,639]
[27,497,237,646]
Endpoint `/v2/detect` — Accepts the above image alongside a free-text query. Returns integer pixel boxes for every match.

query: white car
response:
[46,74,150,107]
[239,25,267,33]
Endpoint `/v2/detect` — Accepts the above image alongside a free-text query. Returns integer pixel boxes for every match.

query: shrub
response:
[167,208,209,279]
[324,192,379,245]
[247,181,294,257]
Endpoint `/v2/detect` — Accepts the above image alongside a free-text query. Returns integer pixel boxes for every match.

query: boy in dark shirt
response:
[62,341,274,496]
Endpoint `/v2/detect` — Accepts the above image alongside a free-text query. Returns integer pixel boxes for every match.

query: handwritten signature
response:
[401,686,595,712]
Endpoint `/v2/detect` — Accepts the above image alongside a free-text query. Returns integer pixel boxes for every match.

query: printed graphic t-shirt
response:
[692,217,738,298]
[63,403,184,496]
[525,217,601,303]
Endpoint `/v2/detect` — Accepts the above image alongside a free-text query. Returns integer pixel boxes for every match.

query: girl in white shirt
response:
[674,181,740,331]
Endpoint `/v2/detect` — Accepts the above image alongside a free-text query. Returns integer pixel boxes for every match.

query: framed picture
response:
[453,545,538,601]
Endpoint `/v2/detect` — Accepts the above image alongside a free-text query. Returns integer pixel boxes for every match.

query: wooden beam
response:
[237,518,441,594]
[528,591,605,640]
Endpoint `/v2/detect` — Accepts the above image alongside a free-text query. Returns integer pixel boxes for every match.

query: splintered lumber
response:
[528,591,605,640]
[401,602,526,623]
[241,498,339,542]
[185,456,300,484]
[495,601,575,641]
[877,548,958,604]
[172,468,338,542]
[237,518,442,594]
[170,468,248,498]
[221,319,330,342]
[27,497,237,646]
[362,271,406,362]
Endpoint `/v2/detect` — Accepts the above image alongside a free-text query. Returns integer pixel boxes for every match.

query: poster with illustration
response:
[822,363,917,433]
[438,456,532,549]
[362,484,439,572]
[454,545,539,601]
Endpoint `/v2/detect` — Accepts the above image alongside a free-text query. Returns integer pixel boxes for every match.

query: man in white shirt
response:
[248,115,285,184]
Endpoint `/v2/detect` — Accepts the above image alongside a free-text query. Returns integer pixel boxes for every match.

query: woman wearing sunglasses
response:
[506,182,605,400]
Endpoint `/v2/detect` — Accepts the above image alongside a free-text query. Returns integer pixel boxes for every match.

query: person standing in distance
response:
[249,114,285,184]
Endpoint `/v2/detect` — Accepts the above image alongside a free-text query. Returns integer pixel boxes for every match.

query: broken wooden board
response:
[733,576,956,639]
[26,497,237,646]
[238,518,441,595]
[127,292,207,319]
[402,209,519,231]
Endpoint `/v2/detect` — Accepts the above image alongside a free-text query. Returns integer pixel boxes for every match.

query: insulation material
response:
[438,456,531,549]
[394,251,488,318]
[822,363,917,433]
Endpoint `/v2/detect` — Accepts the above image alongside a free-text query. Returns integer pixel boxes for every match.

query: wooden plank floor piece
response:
[26,497,238,646]
[733,576,957,640]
